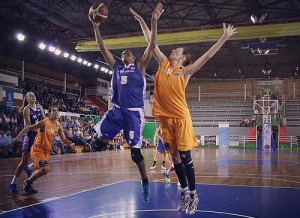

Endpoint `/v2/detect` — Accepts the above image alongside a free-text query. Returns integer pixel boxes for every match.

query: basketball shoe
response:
[141,181,151,202]
[177,190,190,211]
[186,194,199,215]
[23,180,38,194]
[8,184,18,194]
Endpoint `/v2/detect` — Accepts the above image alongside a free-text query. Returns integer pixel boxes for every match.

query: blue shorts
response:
[94,106,145,148]
[156,139,165,154]
[21,132,37,155]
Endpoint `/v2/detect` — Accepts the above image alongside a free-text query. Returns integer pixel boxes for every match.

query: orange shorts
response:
[30,145,50,170]
[158,116,197,154]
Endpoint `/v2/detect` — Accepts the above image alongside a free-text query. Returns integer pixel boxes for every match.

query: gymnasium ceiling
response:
[0,0,300,81]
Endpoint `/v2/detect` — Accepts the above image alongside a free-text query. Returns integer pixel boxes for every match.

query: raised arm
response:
[130,6,167,64]
[138,3,164,74]
[12,119,45,143]
[185,23,237,81]
[91,21,116,69]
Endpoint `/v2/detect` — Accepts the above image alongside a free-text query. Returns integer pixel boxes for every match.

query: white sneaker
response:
[177,191,190,211]
[150,165,156,170]
[186,194,199,215]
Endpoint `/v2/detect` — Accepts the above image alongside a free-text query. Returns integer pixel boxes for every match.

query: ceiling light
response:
[54,49,61,56]
[77,58,83,63]
[87,62,92,67]
[16,33,25,41]
[70,55,76,61]
[63,52,69,58]
[94,64,99,69]
[48,46,56,52]
[38,42,46,50]
[83,60,88,65]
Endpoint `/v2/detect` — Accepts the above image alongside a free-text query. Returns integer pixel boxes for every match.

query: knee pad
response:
[179,150,192,166]
[131,148,144,164]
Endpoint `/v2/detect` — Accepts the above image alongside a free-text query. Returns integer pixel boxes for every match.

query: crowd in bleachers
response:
[0,108,23,157]
[20,79,102,116]
[0,103,128,158]
[0,76,110,157]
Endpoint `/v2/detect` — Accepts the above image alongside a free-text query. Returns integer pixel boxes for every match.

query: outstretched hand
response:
[222,23,237,40]
[130,8,143,22]
[152,3,164,21]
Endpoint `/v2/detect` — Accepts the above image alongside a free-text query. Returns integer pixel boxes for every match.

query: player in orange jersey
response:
[131,7,237,215]
[12,105,71,194]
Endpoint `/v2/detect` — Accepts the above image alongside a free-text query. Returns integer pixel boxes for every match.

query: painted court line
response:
[0,180,127,215]
[88,209,255,218]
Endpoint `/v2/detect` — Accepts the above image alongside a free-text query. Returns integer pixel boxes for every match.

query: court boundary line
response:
[0,180,127,215]
[88,209,256,218]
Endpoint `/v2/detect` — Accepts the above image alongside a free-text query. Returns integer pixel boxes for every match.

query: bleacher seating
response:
[188,101,253,127]
[285,100,300,127]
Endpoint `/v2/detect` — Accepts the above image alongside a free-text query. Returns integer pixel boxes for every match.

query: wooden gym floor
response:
[0,148,299,217]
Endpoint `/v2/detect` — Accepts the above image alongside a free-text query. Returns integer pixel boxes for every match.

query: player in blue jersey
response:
[9,91,45,194]
[150,127,167,170]
[90,3,164,202]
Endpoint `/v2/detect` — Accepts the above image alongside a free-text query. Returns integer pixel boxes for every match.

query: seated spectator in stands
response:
[83,130,92,144]
[244,117,250,127]
[66,127,76,143]
[11,126,19,138]
[4,131,13,156]
[52,135,66,155]
[240,117,245,127]
[0,131,9,157]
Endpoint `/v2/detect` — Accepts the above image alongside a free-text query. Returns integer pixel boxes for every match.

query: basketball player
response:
[12,105,71,194]
[9,91,45,194]
[90,3,164,202]
[131,8,237,214]
[150,126,167,170]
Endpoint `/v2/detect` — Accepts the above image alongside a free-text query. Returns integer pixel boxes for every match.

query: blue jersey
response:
[21,104,43,154]
[25,105,43,138]
[111,61,146,108]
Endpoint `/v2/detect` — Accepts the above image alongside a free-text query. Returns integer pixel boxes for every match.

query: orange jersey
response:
[33,118,60,151]
[152,59,190,118]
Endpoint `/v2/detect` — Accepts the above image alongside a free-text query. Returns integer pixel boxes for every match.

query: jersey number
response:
[121,76,128,84]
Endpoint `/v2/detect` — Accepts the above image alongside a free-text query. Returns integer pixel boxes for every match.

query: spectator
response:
[0,131,9,157]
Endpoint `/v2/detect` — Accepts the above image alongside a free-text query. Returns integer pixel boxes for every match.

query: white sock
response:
[27,163,34,171]
[190,190,196,195]
[182,187,189,192]
[11,176,18,184]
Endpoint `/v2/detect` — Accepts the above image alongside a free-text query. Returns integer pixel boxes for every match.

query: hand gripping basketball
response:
[89,2,108,23]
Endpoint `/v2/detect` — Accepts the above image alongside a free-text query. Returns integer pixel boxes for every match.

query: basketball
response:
[89,2,108,23]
